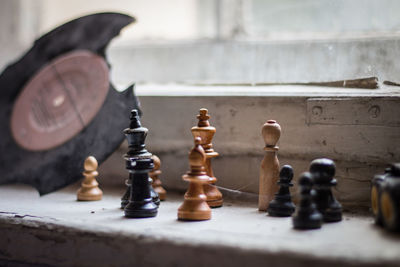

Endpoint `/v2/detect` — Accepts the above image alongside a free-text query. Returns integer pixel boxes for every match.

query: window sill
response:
[0,184,398,267]
[134,83,400,97]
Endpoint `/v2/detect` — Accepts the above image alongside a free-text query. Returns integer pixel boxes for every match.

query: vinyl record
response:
[0,12,139,195]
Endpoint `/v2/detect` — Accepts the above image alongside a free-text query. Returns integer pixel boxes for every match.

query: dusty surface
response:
[0,184,399,267]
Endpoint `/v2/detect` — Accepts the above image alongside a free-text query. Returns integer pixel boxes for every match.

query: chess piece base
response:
[267,200,295,217]
[204,184,223,208]
[178,210,211,221]
[293,212,322,230]
[155,187,167,201]
[320,207,343,222]
[77,188,102,201]
[124,200,158,218]
[178,200,211,221]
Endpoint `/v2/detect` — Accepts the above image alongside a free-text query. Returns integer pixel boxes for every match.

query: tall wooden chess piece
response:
[309,158,342,222]
[191,108,223,208]
[150,155,167,201]
[77,156,103,201]
[178,137,212,221]
[259,120,281,211]
[121,110,159,209]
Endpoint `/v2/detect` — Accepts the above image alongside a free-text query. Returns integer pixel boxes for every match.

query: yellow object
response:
[381,192,394,228]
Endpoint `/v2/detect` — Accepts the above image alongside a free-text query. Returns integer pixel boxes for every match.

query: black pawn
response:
[267,165,296,217]
[121,110,159,209]
[293,172,322,230]
[310,158,342,222]
[124,158,158,218]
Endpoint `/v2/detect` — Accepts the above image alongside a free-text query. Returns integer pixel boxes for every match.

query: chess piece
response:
[371,163,400,231]
[124,157,158,218]
[310,158,342,222]
[77,156,103,201]
[150,155,167,201]
[121,179,131,208]
[121,109,159,209]
[178,137,212,221]
[259,120,281,211]
[371,165,392,226]
[267,165,296,217]
[292,172,322,230]
[191,108,223,208]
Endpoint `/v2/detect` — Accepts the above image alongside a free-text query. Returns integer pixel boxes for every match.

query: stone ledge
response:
[0,184,399,267]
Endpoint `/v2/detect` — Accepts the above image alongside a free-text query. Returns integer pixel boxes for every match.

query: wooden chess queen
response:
[191,108,223,208]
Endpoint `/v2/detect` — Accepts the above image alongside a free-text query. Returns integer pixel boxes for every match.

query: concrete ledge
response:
[0,185,399,267]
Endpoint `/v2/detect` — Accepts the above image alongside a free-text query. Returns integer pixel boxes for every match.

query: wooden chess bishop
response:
[191,108,223,208]
[150,155,167,201]
[178,137,212,221]
[77,156,103,201]
[259,120,281,211]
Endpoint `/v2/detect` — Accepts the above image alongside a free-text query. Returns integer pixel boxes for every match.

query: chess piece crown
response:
[77,156,103,201]
[262,120,281,151]
[124,109,152,159]
[191,108,218,156]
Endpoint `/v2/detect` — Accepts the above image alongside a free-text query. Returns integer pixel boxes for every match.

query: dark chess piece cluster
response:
[292,172,322,229]
[292,158,342,230]
[122,109,160,218]
[178,137,212,221]
[267,165,296,217]
[310,158,342,222]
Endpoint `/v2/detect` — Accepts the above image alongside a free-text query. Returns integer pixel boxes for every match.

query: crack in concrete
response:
[0,211,59,222]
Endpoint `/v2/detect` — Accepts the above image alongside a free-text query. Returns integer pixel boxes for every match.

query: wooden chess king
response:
[191,108,223,208]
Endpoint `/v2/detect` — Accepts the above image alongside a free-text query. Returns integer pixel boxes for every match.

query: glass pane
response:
[249,0,400,40]
[39,0,217,42]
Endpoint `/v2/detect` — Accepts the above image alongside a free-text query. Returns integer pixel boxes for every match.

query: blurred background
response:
[1,0,400,87]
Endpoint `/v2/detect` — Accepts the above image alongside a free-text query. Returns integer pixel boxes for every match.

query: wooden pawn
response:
[77,156,103,201]
[150,155,167,201]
